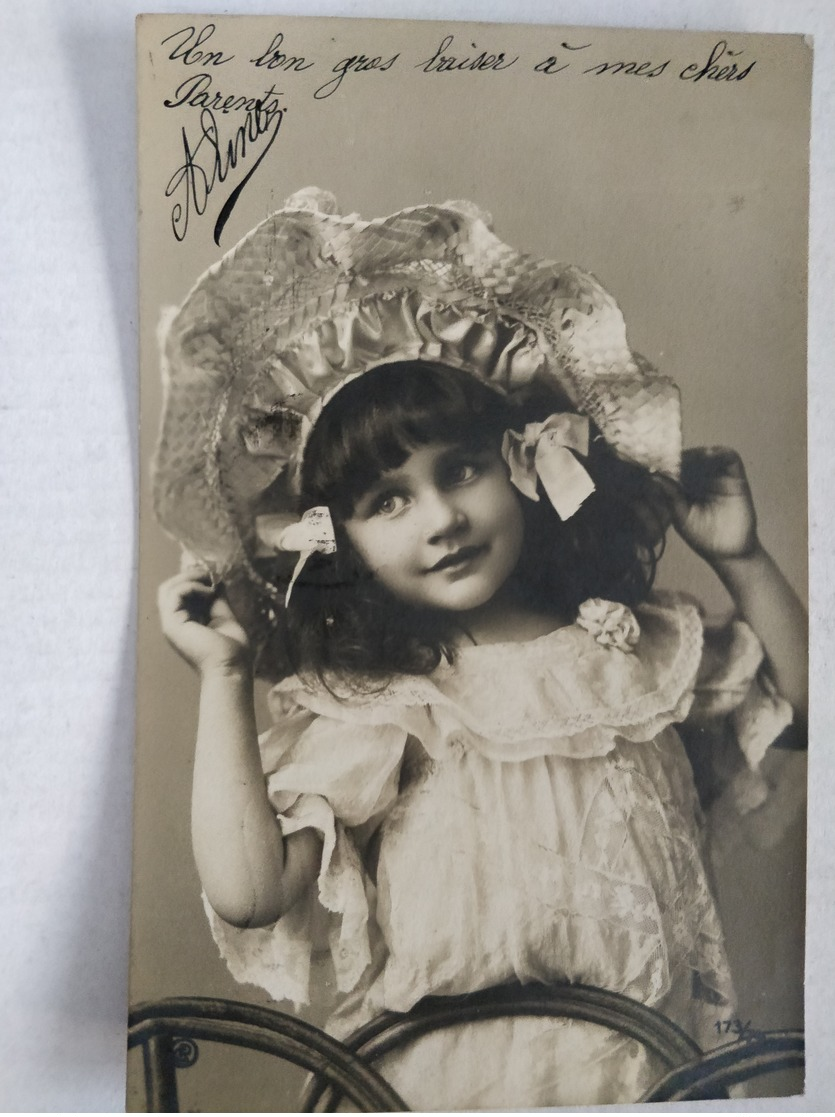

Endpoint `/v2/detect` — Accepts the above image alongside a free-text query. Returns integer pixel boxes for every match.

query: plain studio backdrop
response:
[2,0,834,1111]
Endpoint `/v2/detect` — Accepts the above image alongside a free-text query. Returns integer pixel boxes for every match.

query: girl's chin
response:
[397,585,498,614]
[426,581,509,615]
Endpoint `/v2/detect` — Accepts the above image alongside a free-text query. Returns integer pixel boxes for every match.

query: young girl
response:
[155,190,806,1108]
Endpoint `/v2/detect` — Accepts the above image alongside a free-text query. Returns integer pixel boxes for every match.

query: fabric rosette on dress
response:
[576,598,642,652]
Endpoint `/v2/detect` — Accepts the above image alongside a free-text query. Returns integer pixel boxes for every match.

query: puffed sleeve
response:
[203,693,407,1008]
[679,609,801,846]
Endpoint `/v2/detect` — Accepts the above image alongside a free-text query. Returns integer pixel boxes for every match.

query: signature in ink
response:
[165,97,285,245]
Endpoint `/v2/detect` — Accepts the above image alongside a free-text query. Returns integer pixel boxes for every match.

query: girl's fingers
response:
[679,447,749,496]
[164,567,214,590]
[158,572,246,633]
[158,580,212,612]
[680,446,745,473]
[158,574,218,624]
[157,569,250,669]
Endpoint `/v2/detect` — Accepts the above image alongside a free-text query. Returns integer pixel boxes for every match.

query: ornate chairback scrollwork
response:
[127,997,408,1112]
[639,1030,805,1102]
[128,989,803,1112]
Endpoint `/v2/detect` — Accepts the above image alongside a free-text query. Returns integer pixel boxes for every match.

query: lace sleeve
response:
[204,707,407,1007]
[680,615,799,845]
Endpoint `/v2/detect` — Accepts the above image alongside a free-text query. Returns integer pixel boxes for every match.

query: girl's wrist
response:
[707,540,773,606]
[199,657,254,683]
[705,536,765,577]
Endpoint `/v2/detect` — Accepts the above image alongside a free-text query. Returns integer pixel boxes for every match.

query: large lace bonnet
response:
[153,187,681,601]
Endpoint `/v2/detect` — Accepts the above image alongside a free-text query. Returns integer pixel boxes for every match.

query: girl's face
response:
[343,442,524,614]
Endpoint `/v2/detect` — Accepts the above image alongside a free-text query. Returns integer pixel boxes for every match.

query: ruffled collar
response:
[271,596,705,761]
[442,597,641,661]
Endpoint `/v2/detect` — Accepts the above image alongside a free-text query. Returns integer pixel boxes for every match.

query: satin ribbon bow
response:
[502,413,596,520]
[254,506,336,605]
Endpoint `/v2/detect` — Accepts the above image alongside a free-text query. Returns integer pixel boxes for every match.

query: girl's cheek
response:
[504,493,526,564]
[350,524,404,572]
[342,523,375,572]
[500,482,525,527]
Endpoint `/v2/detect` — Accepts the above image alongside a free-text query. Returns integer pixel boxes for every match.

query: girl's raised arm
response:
[158,571,322,927]
[667,448,808,732]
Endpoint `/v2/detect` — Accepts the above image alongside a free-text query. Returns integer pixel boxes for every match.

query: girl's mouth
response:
[428,544,487,573]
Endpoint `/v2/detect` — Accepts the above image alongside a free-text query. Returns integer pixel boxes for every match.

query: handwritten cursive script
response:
[165,97,285,245]
[250,32,314,71]
[416,35,518,73]
[531,37,756,83]
[162,24,234,66]
[165,72,283,114]
[313,51,399,99]
[679,40,756,82]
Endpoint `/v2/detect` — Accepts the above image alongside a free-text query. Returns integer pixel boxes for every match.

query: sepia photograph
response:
[131,15,810,1110]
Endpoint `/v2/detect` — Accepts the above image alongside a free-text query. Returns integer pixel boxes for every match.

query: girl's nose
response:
[424,490,467,542]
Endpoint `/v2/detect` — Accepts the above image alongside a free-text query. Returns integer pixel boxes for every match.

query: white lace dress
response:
[205,593,794,1109]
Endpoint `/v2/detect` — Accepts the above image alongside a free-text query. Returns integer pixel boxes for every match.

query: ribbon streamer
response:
[255,506,337,605]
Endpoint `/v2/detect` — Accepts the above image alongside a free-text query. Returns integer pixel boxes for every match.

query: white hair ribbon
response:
[254,506,337,605]
[502,414,596,520]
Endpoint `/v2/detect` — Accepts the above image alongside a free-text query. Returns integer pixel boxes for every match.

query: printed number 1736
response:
[714,1017,755,1038]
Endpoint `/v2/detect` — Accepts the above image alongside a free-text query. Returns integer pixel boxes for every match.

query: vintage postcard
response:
[131,15,810,1110]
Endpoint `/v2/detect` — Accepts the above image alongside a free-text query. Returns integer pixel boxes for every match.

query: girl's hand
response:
[158,569,252,675]
[665,447,759,563]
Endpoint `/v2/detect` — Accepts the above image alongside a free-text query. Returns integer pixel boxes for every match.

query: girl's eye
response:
[444,460,480,487]
[372,492,408,517]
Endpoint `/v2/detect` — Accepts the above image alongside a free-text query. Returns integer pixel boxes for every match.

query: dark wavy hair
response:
[251,361,671,683]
